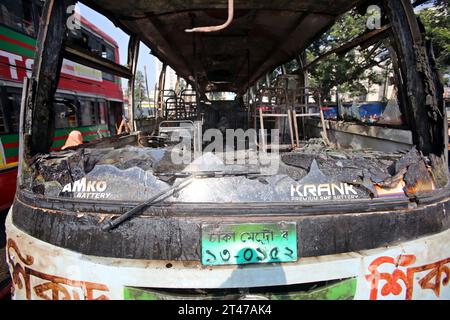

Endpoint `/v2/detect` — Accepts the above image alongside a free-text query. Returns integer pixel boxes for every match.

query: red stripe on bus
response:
[6,156,18,163]
[53,135,69,141]
[3,142,19,149]
[0,34,35,51]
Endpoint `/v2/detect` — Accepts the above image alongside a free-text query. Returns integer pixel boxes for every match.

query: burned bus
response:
[5,0,450,300]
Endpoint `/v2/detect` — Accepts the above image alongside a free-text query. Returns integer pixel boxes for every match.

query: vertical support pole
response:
[252,88,257,130]
[29,0,75,155]
[298,52,308,89]
[193,121,203,157]
[158,63,167,118]
[143,65,151,116]
[287,111,295,149]
[153,83,158,120]
[18,78,30,187]
[175,75,181,95]
[292,110,300,148]
[259,108,266,152]
[127,36,140,132]
[319,92,329,142]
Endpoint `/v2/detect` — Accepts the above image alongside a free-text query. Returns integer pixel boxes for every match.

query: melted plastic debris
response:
[29,138,436,202]
[183,152,259,173]
[86,146,166,171]
[32,150,85,195]
[167,175,298,203]
[162,152,298,202]
[184,152,230,172]
[282,147,397,186]
[80,165,170,201]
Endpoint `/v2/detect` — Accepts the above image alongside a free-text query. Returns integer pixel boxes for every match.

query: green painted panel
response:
[0,39,35,57]
[4,147,18,158]
[0,134,19,144]
[269,278,357,300]
[123,278,358,300]
[0,134,19,158]
[0,25,36,47]
[124,287,159,301]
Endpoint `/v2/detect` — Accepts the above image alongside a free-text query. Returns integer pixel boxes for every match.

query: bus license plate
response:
[201,222,297,266]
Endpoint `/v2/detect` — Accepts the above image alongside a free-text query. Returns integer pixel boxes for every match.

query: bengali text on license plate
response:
[201,222,297,266]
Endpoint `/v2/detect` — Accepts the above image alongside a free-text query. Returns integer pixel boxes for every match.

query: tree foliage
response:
[125,70,147,102]
[134,70,147,102]
[305,10,387,102]
[418,1,450,84]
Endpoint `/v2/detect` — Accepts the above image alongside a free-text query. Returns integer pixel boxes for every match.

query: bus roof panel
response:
[83,0,362,93]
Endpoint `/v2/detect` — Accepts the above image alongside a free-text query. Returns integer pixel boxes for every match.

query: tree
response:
[305,10,388,102]
[418,2,450,85]
[134,70,147,103]
[124,70,149,119]
[125,70,147,102]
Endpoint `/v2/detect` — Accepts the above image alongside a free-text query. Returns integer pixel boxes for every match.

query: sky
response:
[76,3,158,91]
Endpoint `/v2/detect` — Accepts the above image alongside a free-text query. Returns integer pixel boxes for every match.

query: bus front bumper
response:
[5,207,450,300]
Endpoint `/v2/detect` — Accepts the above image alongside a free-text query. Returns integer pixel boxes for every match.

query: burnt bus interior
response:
[10,0,450,261]
[0,0,123,138]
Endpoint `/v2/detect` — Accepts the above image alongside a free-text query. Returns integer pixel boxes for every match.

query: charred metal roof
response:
[82,0,362,93]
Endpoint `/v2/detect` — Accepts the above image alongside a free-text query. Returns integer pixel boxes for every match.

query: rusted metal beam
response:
[64,43,133,79]
[383,0,445,158]
[127,36,140,132]
[292,110,300,148]
[29,0,75,155]
[157,63,167,118]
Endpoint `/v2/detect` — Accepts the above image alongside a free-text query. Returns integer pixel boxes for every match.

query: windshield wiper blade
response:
[101,177,194,232]
[102,170,264,231]
[154,170,262,178]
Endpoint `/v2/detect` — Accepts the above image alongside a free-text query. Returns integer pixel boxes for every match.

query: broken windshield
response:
[28,139,434,204]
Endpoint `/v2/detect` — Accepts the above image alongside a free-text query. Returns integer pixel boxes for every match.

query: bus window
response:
[0,0,35,36]
[101,44,107,59]
[79,99,99,126]
[0,92,21,133]
[0,106,6,134]
[88,34,102,57]
[102,72,115,82]
[101,44,115,81]
[103,44,115,62]
[98,101,108,125]
[54,100,78,129]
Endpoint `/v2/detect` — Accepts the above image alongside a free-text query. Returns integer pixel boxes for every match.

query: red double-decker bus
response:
[0,0,124,211]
